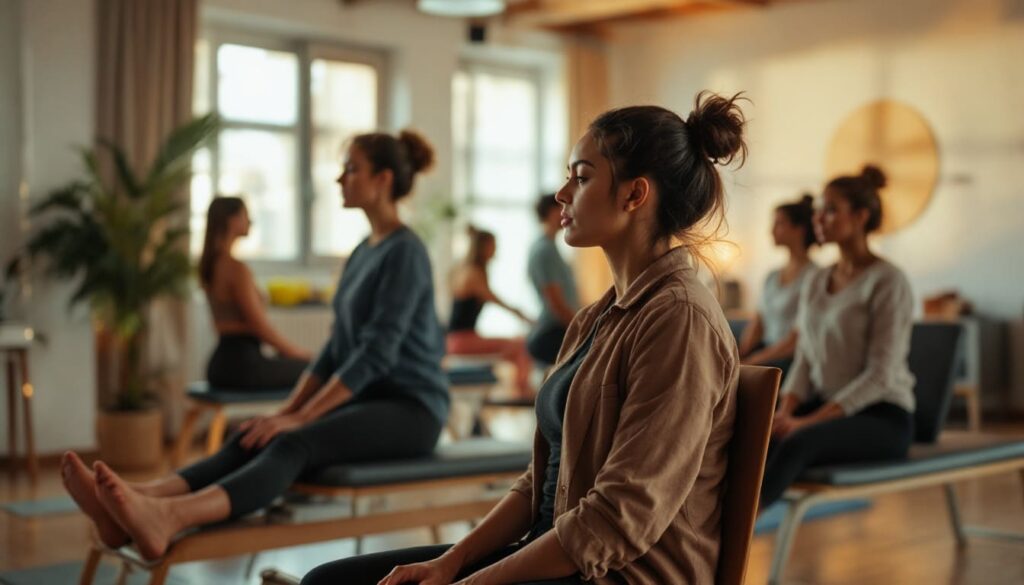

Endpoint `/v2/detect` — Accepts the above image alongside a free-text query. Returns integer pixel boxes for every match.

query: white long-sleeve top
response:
[781,258,916,415]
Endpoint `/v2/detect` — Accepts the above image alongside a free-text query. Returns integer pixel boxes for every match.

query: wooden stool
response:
[1,324,37,483]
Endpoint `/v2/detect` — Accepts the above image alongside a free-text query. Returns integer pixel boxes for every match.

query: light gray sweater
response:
[781,258,916,415]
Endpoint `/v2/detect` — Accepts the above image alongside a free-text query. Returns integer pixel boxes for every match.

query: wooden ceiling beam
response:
[506,0,768,29]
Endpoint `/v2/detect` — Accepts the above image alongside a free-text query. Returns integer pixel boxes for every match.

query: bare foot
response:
[93,461,179,560]
[60,452,129,549]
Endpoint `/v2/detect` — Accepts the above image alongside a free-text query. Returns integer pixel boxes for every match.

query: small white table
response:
[1,323,37,483]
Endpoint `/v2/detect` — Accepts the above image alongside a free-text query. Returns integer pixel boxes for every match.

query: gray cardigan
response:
[781,258,916,415]
[309,227,449,424]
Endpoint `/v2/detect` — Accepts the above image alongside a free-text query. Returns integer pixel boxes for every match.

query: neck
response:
[543,224,560,239]
[365,200,403,242]
[786,245,810,268]
[602,228,671,300]
[837,236,874,271]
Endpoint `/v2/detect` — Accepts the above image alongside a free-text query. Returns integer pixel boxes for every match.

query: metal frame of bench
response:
[78,470,520,585]
[769,449,1024,585]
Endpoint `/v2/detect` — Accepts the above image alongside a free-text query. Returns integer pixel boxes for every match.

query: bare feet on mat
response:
[93,461,179,560]
[60,452,129,549]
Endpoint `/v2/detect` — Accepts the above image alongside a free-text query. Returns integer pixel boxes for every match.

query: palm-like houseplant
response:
[7,114,218,413]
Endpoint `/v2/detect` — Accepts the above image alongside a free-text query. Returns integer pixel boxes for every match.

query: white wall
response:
[607,0,1024,321]
[0,0,98,455]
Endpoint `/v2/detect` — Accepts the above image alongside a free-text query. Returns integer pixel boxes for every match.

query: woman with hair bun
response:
[738,193,818,371]
[60,130,450,561]
[304,92,746,585]
[761,164,916,508]
[448,225,535,395]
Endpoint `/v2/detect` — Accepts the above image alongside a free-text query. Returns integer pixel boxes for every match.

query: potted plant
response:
[7,114,218,469]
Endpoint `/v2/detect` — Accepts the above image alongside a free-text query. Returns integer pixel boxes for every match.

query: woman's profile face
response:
[230,206,251,238]
[337,145,385,209]
[482,238,496,262]
[555,131,631,248]
[772,210,801,248]
[815,189,866,245]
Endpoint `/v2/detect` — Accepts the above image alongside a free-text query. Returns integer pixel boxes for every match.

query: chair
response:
[717,365,782,585]
[768,322,1024,585]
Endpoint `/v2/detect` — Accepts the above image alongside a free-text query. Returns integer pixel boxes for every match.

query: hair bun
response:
[800,193,815,208]
[860,164,887,189]
[398,129,435,174]
[685,91,748,166]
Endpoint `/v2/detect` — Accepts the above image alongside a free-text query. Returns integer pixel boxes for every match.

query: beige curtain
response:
[95,0,198,436]
[566,36,614,305]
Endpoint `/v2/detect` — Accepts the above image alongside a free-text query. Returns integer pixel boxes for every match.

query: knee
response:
[266,431,311,458]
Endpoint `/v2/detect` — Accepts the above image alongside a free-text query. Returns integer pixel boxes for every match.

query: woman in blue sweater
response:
[59,130,449,561]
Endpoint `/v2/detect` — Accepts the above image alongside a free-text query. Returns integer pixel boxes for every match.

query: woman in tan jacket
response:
[302,93,747,585]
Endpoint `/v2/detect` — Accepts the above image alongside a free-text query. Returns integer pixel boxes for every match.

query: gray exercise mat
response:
[0,561,189,585]
[2,496,78,518]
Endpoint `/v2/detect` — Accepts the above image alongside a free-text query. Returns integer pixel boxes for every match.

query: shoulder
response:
[870,259,913,296]
[639,271,735,355]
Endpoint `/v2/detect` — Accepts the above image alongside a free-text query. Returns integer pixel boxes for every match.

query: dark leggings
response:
[301,541,588,585]
[178,396,442,519]
[759,397,913,507]
[207,334,308,390]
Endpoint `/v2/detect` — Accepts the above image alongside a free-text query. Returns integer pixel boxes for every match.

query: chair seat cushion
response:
[798,431,1024,486]
[303,438,532,488]
[446,364,498,386]
[186,381,292,404]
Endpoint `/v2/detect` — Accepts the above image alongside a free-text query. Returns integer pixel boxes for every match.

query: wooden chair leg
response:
[430,524,443,544]
[6,356,17,479]
[78,546,103,585]
[172,406,202,466]
[206,406,227,455]
[17,350,37,483]
[147,560,172,585]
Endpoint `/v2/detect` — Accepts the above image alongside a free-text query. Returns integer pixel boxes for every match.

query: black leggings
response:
[178,396,442,519]
[207,334,308,390]
[301,542,588,585]
[759,397,913,507]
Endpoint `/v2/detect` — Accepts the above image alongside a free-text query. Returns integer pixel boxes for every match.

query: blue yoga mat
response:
[754,499,871,534]
[2,496,78,518]
[0,561,190,585]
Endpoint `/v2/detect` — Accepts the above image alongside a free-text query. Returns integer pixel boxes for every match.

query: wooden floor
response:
[2,429,1022,584]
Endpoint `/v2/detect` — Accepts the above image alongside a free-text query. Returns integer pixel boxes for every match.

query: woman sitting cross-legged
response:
[760,165,916,508]
[302,92,747,585]
[59,129,450,561]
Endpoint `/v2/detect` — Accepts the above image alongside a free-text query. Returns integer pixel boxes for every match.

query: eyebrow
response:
[567,160,596,170]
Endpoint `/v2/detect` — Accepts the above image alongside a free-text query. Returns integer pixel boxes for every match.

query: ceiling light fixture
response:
[417,0,506,18]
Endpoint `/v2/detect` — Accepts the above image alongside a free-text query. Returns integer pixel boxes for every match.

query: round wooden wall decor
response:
[825,100,939,234]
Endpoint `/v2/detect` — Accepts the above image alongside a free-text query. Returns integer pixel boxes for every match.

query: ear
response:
[374,168,395,193]
[854,207,871,231]
[622,177,652,213]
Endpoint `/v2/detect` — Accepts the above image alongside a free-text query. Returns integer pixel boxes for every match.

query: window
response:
[453,63,546,337]
[191,31,384,262]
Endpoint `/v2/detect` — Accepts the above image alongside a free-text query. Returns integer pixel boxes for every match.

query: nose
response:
[555,181,572,206]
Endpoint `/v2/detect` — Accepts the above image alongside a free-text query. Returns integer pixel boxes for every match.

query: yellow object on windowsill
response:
[266,279,313,307]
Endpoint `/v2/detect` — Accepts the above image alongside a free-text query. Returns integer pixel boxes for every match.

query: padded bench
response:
[81,438,532,585]
[766,322,1024,585]
[173,365,501,465]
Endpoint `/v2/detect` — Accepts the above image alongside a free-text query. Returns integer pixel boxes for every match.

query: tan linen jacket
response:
[510,247,738,585]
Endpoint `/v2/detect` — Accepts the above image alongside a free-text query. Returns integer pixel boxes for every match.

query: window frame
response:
[454,58,545,214]
[198,26,389,269]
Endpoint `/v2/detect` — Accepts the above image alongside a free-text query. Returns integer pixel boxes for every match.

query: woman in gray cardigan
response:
[59,130,449,560]
[760,165,916,507]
